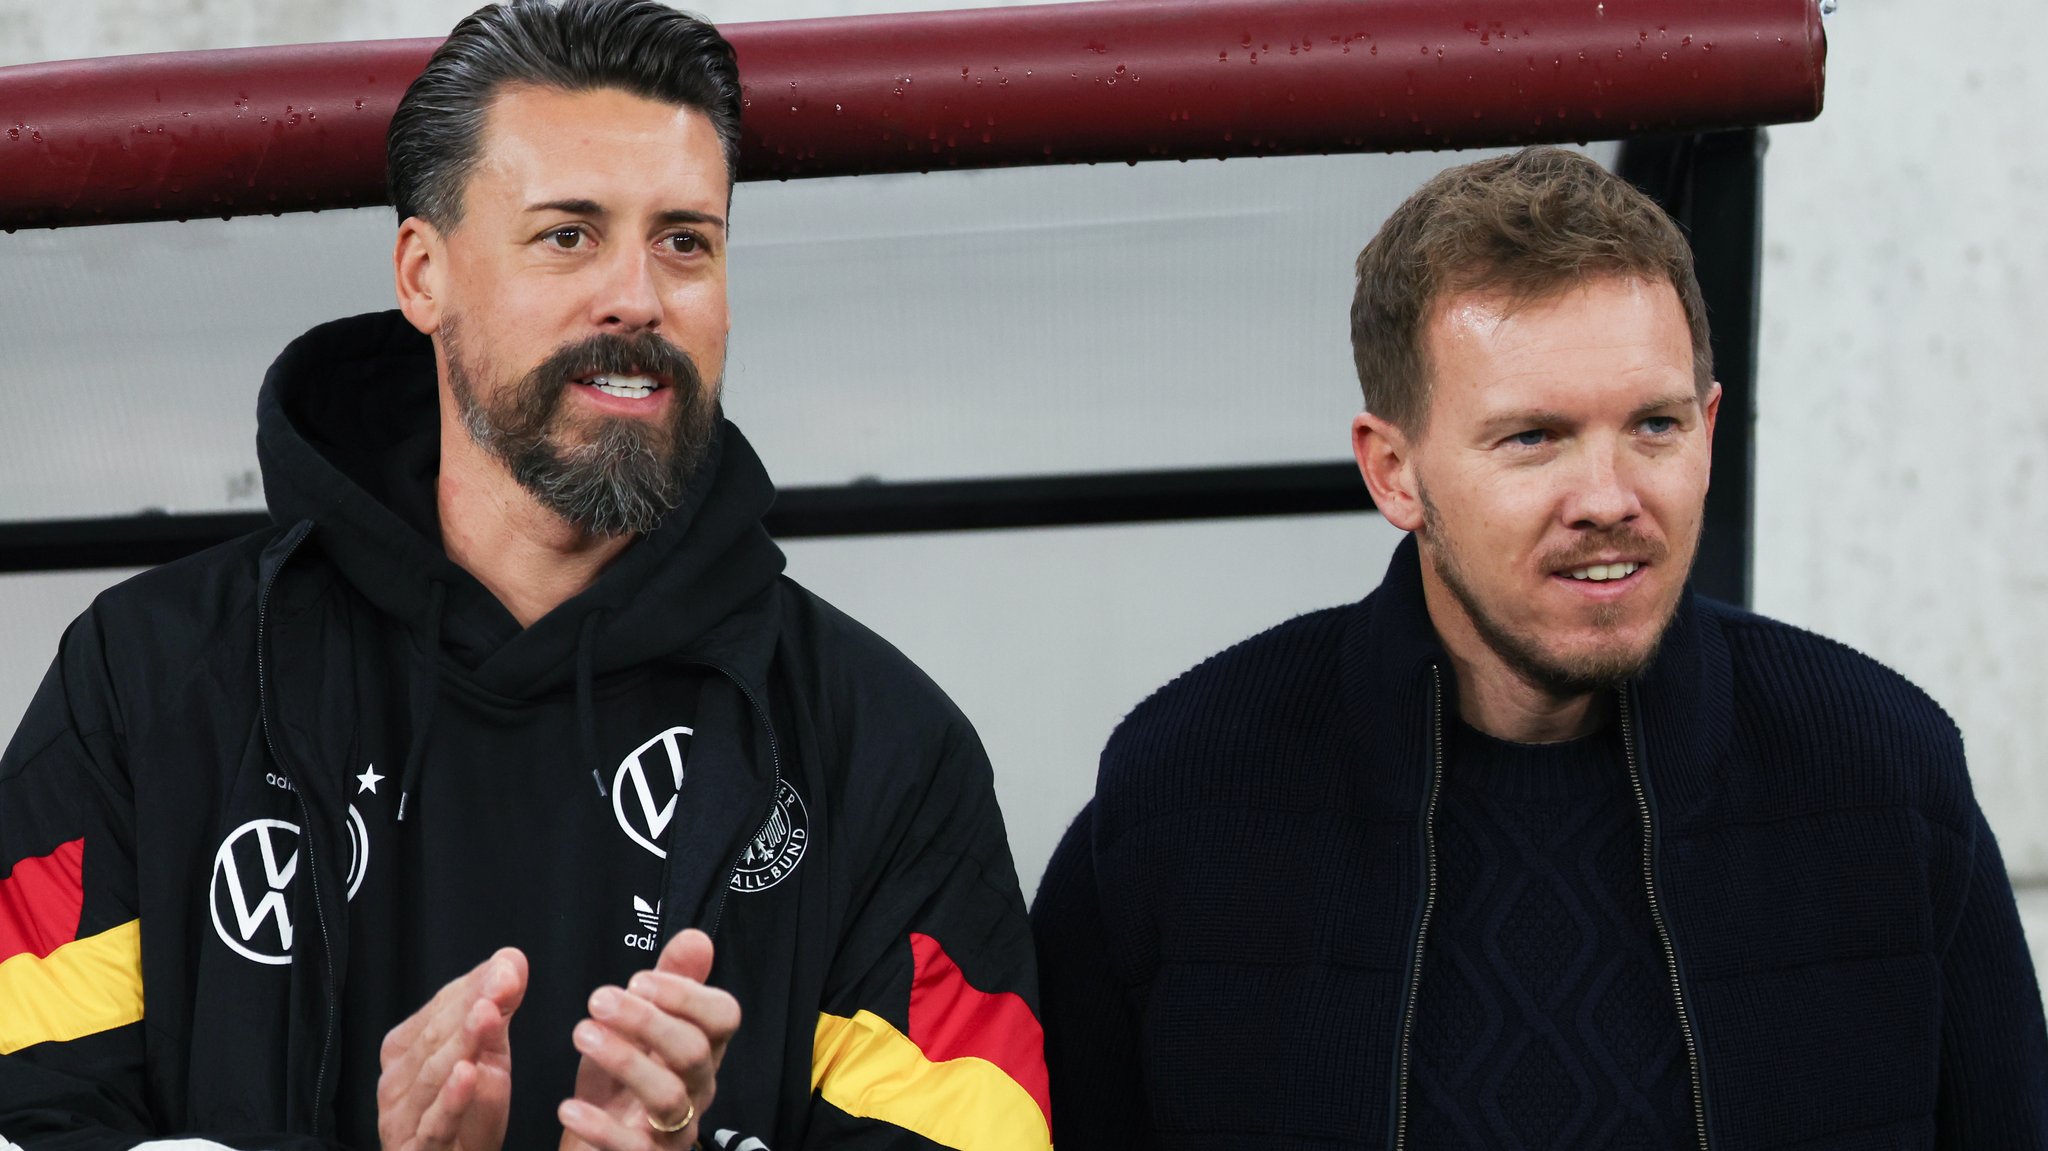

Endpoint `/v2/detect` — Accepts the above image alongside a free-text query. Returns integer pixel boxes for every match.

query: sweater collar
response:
[1339,533,1731,817]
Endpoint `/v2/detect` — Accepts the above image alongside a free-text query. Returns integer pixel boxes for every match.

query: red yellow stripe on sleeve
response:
[0,838,86,961]
[812,933,1052,1150]
[0,839,144,1054]
[906,933,1052,1122]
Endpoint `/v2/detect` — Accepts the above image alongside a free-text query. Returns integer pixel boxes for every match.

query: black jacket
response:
[0,312,1051,1151]
[1033,534,2048,1149]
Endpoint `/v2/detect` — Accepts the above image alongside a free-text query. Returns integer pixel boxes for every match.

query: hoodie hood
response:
[256,310,787,700]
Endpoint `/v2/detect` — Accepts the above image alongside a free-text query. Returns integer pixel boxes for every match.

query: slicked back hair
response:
[387,0,741,229]
[1350,147,1712,434]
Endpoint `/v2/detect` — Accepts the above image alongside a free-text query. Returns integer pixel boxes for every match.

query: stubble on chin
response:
[1417,485,1677,699]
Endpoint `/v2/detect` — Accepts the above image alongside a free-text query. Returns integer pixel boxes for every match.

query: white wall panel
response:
[726,150,1551,485]
[782,513,1406,894]
[1753,1,2048,881]
[0,145,1569,520]
[0,569,139,745]
[0,214,391,520]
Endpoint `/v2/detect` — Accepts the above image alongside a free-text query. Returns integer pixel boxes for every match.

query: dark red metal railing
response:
[0,0,1824,230]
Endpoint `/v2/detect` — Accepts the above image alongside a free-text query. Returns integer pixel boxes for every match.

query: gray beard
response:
[469,406,682,538]
[444,322,718,538]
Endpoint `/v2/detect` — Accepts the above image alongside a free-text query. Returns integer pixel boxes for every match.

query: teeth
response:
[588,374,658,399]
[1566,562,1642,582]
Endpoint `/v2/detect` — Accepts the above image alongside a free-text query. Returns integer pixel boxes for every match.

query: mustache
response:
[1539,526,1668,572]
[530,330,703,393]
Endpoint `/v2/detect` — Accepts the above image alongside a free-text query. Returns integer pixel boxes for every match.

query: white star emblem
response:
[357,764,385,795]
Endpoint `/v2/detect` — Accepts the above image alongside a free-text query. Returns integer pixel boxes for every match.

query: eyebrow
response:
[1478,408,1571,437]
[524,199,727,231]
[1475,392,1700,439]
[1628,392,1703,421]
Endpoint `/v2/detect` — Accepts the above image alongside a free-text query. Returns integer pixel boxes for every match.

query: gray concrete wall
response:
[1748,0,2048,943]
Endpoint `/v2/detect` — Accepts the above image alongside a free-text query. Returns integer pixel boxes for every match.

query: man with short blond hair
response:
[1033,147,2048,1149]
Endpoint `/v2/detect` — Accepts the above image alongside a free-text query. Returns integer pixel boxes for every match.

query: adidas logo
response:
[623,895,661,952]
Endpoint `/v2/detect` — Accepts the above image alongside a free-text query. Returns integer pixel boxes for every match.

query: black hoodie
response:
[0,312,1050,1151]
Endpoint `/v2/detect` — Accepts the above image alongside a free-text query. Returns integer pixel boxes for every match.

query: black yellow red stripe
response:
[0,839,144,1053]
[0,838,84,962]
[0,919,144,1054]
[811,933,1052,1150]
[906,932,1051,1124]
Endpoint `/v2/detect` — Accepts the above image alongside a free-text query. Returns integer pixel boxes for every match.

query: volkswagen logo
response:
[614,726,693,858]
[209,818,300,965]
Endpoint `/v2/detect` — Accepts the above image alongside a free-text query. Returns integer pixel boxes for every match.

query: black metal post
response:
[1620,128,1766,609]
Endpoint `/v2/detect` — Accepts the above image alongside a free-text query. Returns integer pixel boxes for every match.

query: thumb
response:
[655,928,714,983]
[482,947,530,1015]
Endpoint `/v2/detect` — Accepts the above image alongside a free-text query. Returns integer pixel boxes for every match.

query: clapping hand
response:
[558,929,742,1150]
[378,947,528,1151]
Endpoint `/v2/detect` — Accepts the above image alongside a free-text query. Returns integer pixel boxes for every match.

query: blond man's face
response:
[1404,275,1718,694]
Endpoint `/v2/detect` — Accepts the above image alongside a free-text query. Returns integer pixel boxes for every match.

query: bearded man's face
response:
[409,84,734,536]
[445,322,718,537]
[1402,275,1719,697]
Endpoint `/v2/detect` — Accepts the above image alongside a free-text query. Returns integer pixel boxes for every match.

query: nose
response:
[591,247,662,333]
[1562,439,1642,530]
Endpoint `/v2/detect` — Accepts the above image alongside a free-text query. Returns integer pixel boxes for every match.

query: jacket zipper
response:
[1619,685,1710,1150]
[255,522,338,1127]
[1391,664,1446,1151]
[686,661,784,941]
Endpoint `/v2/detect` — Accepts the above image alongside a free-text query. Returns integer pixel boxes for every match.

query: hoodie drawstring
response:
[578,611,607,799]
[396,580,446,822]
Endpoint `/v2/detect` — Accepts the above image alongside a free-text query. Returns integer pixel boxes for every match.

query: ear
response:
[1353,411,1425,533]
[394,216,447,335]
[1700,380,1723,443]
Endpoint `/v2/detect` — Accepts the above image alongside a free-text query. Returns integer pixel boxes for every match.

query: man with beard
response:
[0,3,1048,1151]
[1031,147,2048,1149]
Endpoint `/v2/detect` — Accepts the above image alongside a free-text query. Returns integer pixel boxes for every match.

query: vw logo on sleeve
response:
[614,726,693,858]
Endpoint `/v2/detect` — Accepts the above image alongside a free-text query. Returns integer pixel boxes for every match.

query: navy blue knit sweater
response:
[1408,720,1691,1149]
[1032,535,2048,1149]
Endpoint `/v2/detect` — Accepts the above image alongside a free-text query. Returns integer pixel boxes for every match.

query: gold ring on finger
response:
[647,1102,695,1134]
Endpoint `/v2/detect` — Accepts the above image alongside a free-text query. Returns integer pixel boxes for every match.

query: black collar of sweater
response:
[1338,534,1734,822]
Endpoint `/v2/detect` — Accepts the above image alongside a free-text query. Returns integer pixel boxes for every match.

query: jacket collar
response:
[1628,566,1733,822]
[1339,533,1731,817]
[1338,534,1446,813]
